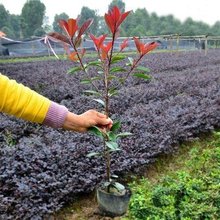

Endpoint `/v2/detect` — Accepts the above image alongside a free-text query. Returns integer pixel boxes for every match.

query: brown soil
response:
[53,191,125,220]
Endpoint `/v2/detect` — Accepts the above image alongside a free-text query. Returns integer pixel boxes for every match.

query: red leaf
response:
[105,6,131,34]
[101,41,112,53]
[67,18,78,38]
[133,37,142,53]
[100,41,112,60]
[47,32,70,45]
[120,38,129,51]
[112,6,120,23]
[77,18,93,40]
[118,11,131,27]
[59,20,69,35]
[69,52,79,61]
[104,13,114,33]
[90,34,107,50]
[143,42,159,55]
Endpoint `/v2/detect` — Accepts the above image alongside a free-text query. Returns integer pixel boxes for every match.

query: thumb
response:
[96,112,113,125]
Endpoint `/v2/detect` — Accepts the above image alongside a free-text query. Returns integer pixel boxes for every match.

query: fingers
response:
[106,122,113,130]
[96,112,113,126]
[63,110,113,133]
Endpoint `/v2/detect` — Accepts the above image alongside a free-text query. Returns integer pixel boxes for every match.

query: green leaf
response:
[107,74,117,80]
[113,182,125,192]
[81,77,101,84]
[67,66,82,74]
[111,174,119,179]
[93,99,105,107]
[87,60,102,67]
[133,73,151,80]
[116,132,133,138]
[111,121,121,133]
[107,131,117,142]
[136,66,150,72]
[106,141,119,150]
[108,88,118,97]
[103,182,111,187]
[80,79,91,84]
[118,78,125,84]
[87,152,101,157]
[111,55,126,64]
[127,57,134,66]
[91,76,102,81]
[110,67,126,73]
[84,90,101,96]
[88,126,103,137]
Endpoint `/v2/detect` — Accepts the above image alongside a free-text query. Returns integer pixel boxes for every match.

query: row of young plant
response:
[123,131,220,220]
[0,49,220,218]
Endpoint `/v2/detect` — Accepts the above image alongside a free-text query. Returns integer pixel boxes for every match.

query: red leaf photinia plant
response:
[46,6,158,192]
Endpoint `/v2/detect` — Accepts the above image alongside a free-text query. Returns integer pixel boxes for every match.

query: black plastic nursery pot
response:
[96,186,131,217]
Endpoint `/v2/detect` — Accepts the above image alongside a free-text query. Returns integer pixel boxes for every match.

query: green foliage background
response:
[1,0,220,39]
[123,132,220,220]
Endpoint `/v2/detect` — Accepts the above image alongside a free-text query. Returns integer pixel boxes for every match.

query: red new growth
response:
[120,38,129,51]
[100,41,113,60]
[90,34,107,50]
[104,6,131,34]
[133,37,159,56]
[59,19,78,38]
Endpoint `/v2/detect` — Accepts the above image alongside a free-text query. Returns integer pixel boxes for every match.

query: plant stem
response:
[114,55,143,90]
[103,63,110,184]
[103,32,117,185]
[70,39,100,93]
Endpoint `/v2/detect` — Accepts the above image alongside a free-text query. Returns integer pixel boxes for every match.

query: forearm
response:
[0,74,112,131]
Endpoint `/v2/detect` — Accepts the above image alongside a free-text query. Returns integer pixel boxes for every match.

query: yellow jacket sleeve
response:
[0,73,51,123]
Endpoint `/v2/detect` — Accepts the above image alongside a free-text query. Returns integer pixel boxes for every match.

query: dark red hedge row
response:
[0,50,220,219]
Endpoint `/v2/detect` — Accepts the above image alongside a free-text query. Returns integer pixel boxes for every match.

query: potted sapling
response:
[46,6,158,217]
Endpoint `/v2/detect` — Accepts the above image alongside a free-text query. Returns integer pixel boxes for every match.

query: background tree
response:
[42,16,52,35]
[195,21,210,35]
[9,14,21,38]
[1,26,15,38]
[159,15,181,35]
[108,0,125,12]
[182,18,198,36]
[148,12,161,35]
[0,4,10,29]
[96,16,109,35]
[211,21,220,36]
[1,0,220,39]
[34,27,45,36]
[0,4,13,37]
[123,8,151,36]
[52,13,69,32]
[21,0,46,38]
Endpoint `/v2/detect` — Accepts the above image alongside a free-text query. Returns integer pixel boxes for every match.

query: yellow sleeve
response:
[0,73,51,124]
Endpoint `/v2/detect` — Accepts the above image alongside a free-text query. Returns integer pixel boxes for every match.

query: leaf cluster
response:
[126,132,220,220]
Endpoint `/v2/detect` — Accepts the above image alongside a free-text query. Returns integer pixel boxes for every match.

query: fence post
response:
[176,34,179,52]
[205,35,208,56]
[169,36,173,51]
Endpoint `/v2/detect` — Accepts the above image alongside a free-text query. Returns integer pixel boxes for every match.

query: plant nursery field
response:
[0,50,220,219]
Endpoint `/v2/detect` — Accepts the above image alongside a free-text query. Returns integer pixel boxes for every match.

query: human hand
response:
[62,109,113,133]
